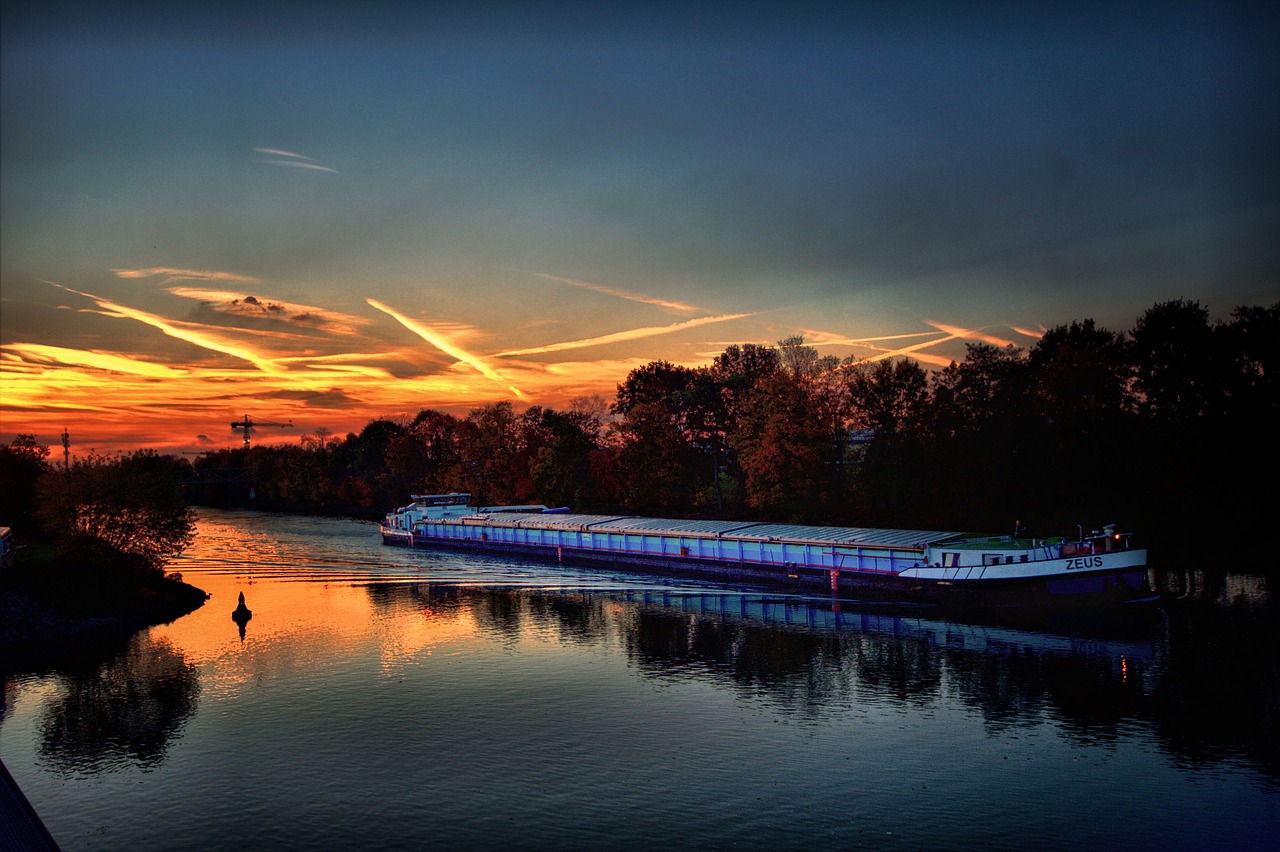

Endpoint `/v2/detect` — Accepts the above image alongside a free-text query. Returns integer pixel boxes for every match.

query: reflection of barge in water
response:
[381,494,1152,606]
[1,525,16,570]
[608,589,1156,662]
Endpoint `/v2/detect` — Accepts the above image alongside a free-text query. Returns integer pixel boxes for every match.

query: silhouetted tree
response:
[396,409,463,495]
[845,358,930,437]
[778,334,822,382]
[614,401,699,513]
[1025,319,1137,528]
[450,402,528,505]
[612,360,698,416]
[36,450,196,573]
[612,362,703,512]
[843,360,932,525]
[925,343,1038,527]
[1129,299,1224,426]
[1218,303,1280,420]
[0,434,51,536]
[528,408,599,509]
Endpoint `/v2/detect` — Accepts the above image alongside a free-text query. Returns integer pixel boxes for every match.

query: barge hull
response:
[381,528,1151,607]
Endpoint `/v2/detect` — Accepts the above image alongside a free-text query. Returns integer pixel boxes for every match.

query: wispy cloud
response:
[536,273,700,314]
[1011,326,1045,340]
[167,287,370,335]
[1,343,189,378]
[495,313,753,357]
[47,282,286,373]
[255,147,339,173]
[366,298,525,399]
[263,160,340,173]
[114,267,258,284]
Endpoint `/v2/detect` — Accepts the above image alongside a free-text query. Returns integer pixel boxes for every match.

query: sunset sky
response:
[3,1,1276,455]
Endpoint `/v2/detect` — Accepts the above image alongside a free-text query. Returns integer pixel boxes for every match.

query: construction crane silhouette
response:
[230,414,293,449]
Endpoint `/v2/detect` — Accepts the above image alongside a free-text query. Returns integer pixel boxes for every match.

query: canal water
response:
[1,509,1276,850]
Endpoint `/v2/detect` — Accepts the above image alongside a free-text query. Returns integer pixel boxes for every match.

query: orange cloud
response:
[5,291,653,455]
[8,275,1054,457]
[2,343,189,378]
[51,283,286,374]
[113,267,258,284]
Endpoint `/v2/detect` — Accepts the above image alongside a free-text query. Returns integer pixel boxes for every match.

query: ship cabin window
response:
[422,494,470,507]
[942,552,960,568]
[1020,554,1029,562]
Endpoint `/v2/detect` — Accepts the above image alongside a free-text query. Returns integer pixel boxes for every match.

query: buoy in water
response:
[232,591,252,622]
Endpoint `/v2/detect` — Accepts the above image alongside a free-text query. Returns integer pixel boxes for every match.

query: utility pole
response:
[61,427,70,470]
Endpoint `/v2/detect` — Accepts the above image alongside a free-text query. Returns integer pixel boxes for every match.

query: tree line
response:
[179,299,1275,553]
[0,442,195,574]
[4,298,1274,563]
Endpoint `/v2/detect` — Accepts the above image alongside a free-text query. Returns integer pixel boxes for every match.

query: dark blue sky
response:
[2,0,1277,449]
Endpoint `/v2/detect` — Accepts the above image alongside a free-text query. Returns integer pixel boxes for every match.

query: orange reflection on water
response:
[150,570,481,695]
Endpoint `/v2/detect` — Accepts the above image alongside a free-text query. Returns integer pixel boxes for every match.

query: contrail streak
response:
[536,273,699,313]
[801,329,948,346]
[366,298,525,399]
[495,314,753,357]
[254,147,339,173]
[927,322,1015,347]
[48,282,285,373]
[849,321,1010,366]
[254,147,313,160]
[850,336,962,363]
[263,160,339,173]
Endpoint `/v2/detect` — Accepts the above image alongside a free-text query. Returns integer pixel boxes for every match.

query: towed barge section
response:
[381,494,1151,605]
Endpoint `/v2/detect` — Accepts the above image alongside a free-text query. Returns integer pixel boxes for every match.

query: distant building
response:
[848,429,876,446]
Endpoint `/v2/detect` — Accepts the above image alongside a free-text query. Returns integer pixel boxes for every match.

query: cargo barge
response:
[380,494,1152,605]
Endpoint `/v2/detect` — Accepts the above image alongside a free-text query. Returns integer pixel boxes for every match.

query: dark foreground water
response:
[2,510,1276,851]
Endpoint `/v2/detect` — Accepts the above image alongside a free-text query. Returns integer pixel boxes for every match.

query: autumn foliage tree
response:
[36,450,196,574]
[731,370,830,521]
[176,298,1276,564]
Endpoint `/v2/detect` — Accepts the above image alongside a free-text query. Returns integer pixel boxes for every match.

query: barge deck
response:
[381,495,1152,607]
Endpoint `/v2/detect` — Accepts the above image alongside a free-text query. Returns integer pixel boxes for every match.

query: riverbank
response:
[0,544,209,663]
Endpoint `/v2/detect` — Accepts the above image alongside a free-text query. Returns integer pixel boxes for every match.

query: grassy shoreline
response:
[0,544,209,661]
